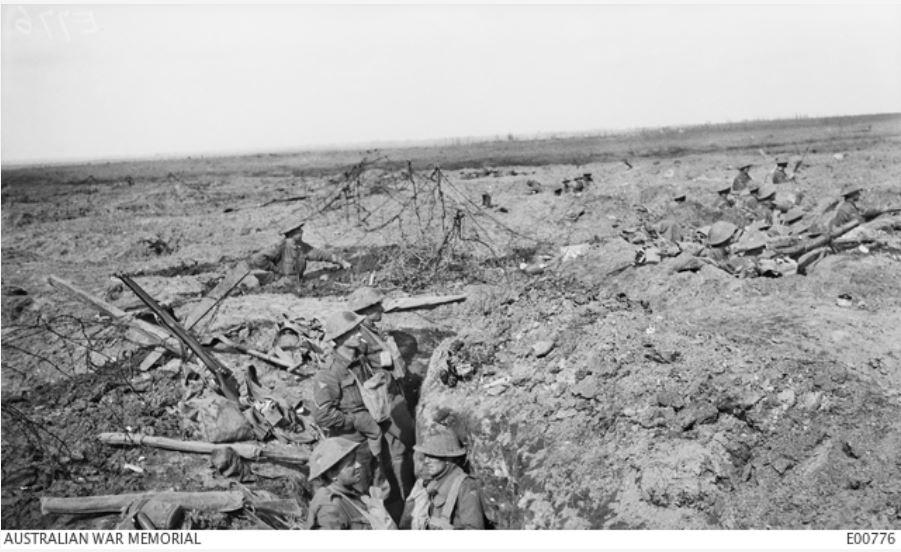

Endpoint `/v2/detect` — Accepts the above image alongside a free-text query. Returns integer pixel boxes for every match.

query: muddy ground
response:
[2,113,900,529]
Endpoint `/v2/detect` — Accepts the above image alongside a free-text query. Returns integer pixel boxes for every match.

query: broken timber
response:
[41,490,245,515]
[382,294,467,312]
[98,432,263,460]
[140,262,251,371]
[99,432,311,464]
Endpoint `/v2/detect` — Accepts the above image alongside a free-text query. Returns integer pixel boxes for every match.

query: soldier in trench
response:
[400,430,489,530]
[312,310,414,524]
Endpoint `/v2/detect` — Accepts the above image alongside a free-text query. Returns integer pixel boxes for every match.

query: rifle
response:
[116,274,241,402]
[864,207,901,221]
[780,219,862,258]
[792,145,811,175]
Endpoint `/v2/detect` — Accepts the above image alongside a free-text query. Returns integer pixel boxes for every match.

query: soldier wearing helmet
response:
[829,184,881,230]
[714,180,736,210]
[703,221,739,263]
[753,183,778,225]
[249,223,351,287]
[346,286,416,522]
[768,160,792,185]
[400,430,488,530]
[732,164,753,192]
[307,437,371,530]
[312,310,413,522]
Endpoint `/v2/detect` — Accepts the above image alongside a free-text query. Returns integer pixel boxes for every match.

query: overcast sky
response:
[2,3,900,164]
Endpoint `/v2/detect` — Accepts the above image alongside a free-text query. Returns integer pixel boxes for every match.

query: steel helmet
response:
[322,311,364,342]
[347,287,385,313]
[308,437,360,480]
[756,183,776,201]
[672,189,687,201]
[841,184,864,198]
[414,430,467,458]
[716,181,733,194]
[282,222,305,238]
[708,221,738,246]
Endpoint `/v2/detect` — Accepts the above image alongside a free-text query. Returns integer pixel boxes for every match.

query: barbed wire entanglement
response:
[296,154,548,288]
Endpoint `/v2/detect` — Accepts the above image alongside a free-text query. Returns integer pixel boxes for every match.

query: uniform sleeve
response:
[312,373,355,433]
[250,242,283,268]
[315,499,351,530]
[830,203,861,228]
[301,242,346,265]
[453,478,486,530]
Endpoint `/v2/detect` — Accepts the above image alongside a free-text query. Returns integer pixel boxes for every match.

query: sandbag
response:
[197,396,255,443]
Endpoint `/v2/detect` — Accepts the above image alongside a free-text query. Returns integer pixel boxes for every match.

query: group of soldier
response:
[648,159,886,277]
[305,290,489,530]
[240,157,891,530]
[245,223,490,530]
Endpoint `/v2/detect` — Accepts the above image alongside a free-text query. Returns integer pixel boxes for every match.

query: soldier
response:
[829,184,882,229]
[654,189,687,243]
[249,223,351,286]
[347,287,416,519]
[401,430,488,530]
[714,181,735,210]
[313,310,413,522]
[307,437,372,530]
[703,221,739,263]
[771,160,791,184]
[732,164,753,192]
[754,183,778,225]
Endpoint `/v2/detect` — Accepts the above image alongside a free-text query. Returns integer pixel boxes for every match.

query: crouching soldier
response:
[401,430,488,530]
[250,222,350,286]
[307,437,372,530]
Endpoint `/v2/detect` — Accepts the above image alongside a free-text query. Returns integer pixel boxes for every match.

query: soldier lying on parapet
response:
[249,223,351,286]
[829,184,883,230]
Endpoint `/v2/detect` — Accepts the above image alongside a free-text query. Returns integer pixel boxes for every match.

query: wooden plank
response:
[41,490,245,515]
[139,262,250,371]
[382,294,467,312]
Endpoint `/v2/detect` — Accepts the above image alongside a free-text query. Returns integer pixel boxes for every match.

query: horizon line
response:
[3,110,899,170]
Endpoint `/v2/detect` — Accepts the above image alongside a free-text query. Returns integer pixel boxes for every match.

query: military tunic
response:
[308,483,372,530]
[250,237,345,280]
[732,171,751,192]
[400,464,486,530]
[830,200,863,229]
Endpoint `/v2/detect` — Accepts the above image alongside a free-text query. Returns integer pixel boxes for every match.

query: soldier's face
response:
[422,455,449,478]
[334,453,361,487]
